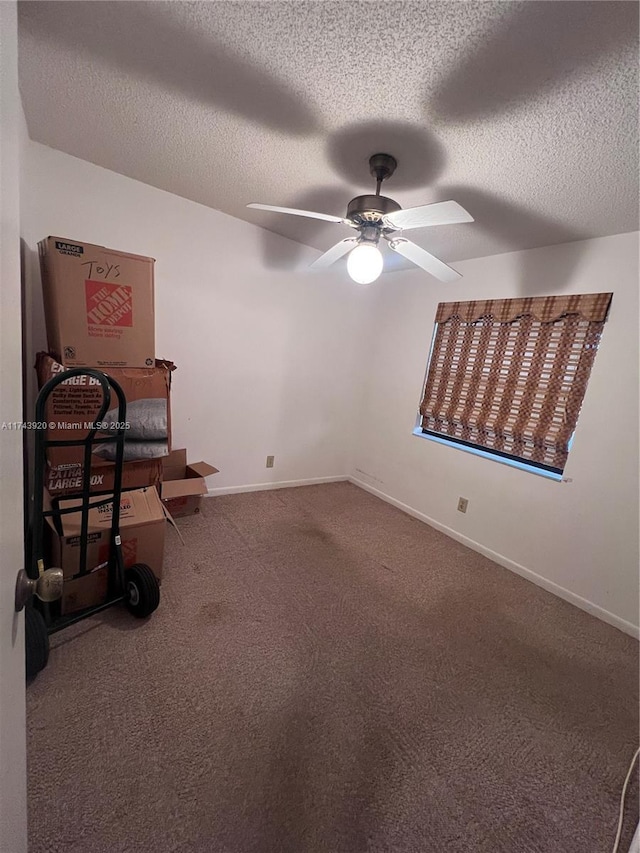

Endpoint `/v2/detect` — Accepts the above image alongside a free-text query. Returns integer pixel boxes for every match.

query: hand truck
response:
[18,367,161,679]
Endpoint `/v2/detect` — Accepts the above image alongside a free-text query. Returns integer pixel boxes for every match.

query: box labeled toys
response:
[38,236,155,368]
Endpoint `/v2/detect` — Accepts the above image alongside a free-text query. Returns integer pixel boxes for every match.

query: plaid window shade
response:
[420,293,613,472]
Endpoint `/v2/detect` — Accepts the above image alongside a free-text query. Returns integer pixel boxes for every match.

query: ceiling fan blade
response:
[310,238,358,270]
[387,238,462,283]
[383,200,474,231]
[247,203,350,225]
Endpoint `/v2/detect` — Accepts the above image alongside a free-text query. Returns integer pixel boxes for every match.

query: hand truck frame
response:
[24,367,160,679]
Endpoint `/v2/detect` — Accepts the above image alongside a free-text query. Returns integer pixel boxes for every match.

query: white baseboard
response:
[207,475,348,497]
[350,477,640,640]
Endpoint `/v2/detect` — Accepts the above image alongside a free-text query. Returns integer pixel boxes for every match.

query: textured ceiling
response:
[18,1,639,272]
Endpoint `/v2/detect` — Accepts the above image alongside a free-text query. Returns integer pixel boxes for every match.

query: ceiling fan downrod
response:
[369,153,397,196]
[345,154,401,225]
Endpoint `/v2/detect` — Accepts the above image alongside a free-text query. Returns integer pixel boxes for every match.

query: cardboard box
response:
[45,486,166,614]
[45,457,163,497]
[61,567,109,616]
[39,236,155,368]
[161,449,219,517]
[35,352,174,471]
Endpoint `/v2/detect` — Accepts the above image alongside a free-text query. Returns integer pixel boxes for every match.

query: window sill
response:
[412,428,565,482]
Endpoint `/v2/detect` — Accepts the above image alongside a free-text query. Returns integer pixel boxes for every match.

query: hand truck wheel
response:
[124,563,160,618]
[25,606,50,679]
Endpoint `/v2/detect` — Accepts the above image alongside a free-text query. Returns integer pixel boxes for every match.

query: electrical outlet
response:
[266,455,275,468]
[457,497,469,513]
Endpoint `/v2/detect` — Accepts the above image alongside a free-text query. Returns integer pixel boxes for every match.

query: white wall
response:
[351,232,639,633]
[0,3,28,851]
[21,142,366,490]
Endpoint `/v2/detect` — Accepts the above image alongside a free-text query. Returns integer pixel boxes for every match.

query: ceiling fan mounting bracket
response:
[369,153,398,184]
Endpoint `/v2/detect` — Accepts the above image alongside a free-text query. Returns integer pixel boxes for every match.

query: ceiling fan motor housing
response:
[346,194,401,226]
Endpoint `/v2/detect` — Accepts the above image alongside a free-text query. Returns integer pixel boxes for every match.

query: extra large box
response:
[45,486,166,614]
[161,449,219,517]
[45,457,163,498]
[35,352,174,472]
[39,236,155,368]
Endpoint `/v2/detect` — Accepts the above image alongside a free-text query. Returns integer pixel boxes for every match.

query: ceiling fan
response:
[247,153,474,284]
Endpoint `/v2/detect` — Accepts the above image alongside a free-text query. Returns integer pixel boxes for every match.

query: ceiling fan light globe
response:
[347,244,383,284]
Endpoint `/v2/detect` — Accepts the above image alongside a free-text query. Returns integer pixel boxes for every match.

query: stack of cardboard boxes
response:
[37,237,218,613]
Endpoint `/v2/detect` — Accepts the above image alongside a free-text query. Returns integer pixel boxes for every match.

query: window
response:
[417,293,613,476]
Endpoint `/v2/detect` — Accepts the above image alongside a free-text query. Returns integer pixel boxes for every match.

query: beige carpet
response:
[27,482,639,853]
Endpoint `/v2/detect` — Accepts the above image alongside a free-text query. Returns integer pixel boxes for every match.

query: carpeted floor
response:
[27,482,639,853]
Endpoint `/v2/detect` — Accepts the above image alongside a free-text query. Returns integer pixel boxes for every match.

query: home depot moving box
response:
[161,449,219,517]
[45,486,166,614]
[35,352,174,482]
[39,236,155,368]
